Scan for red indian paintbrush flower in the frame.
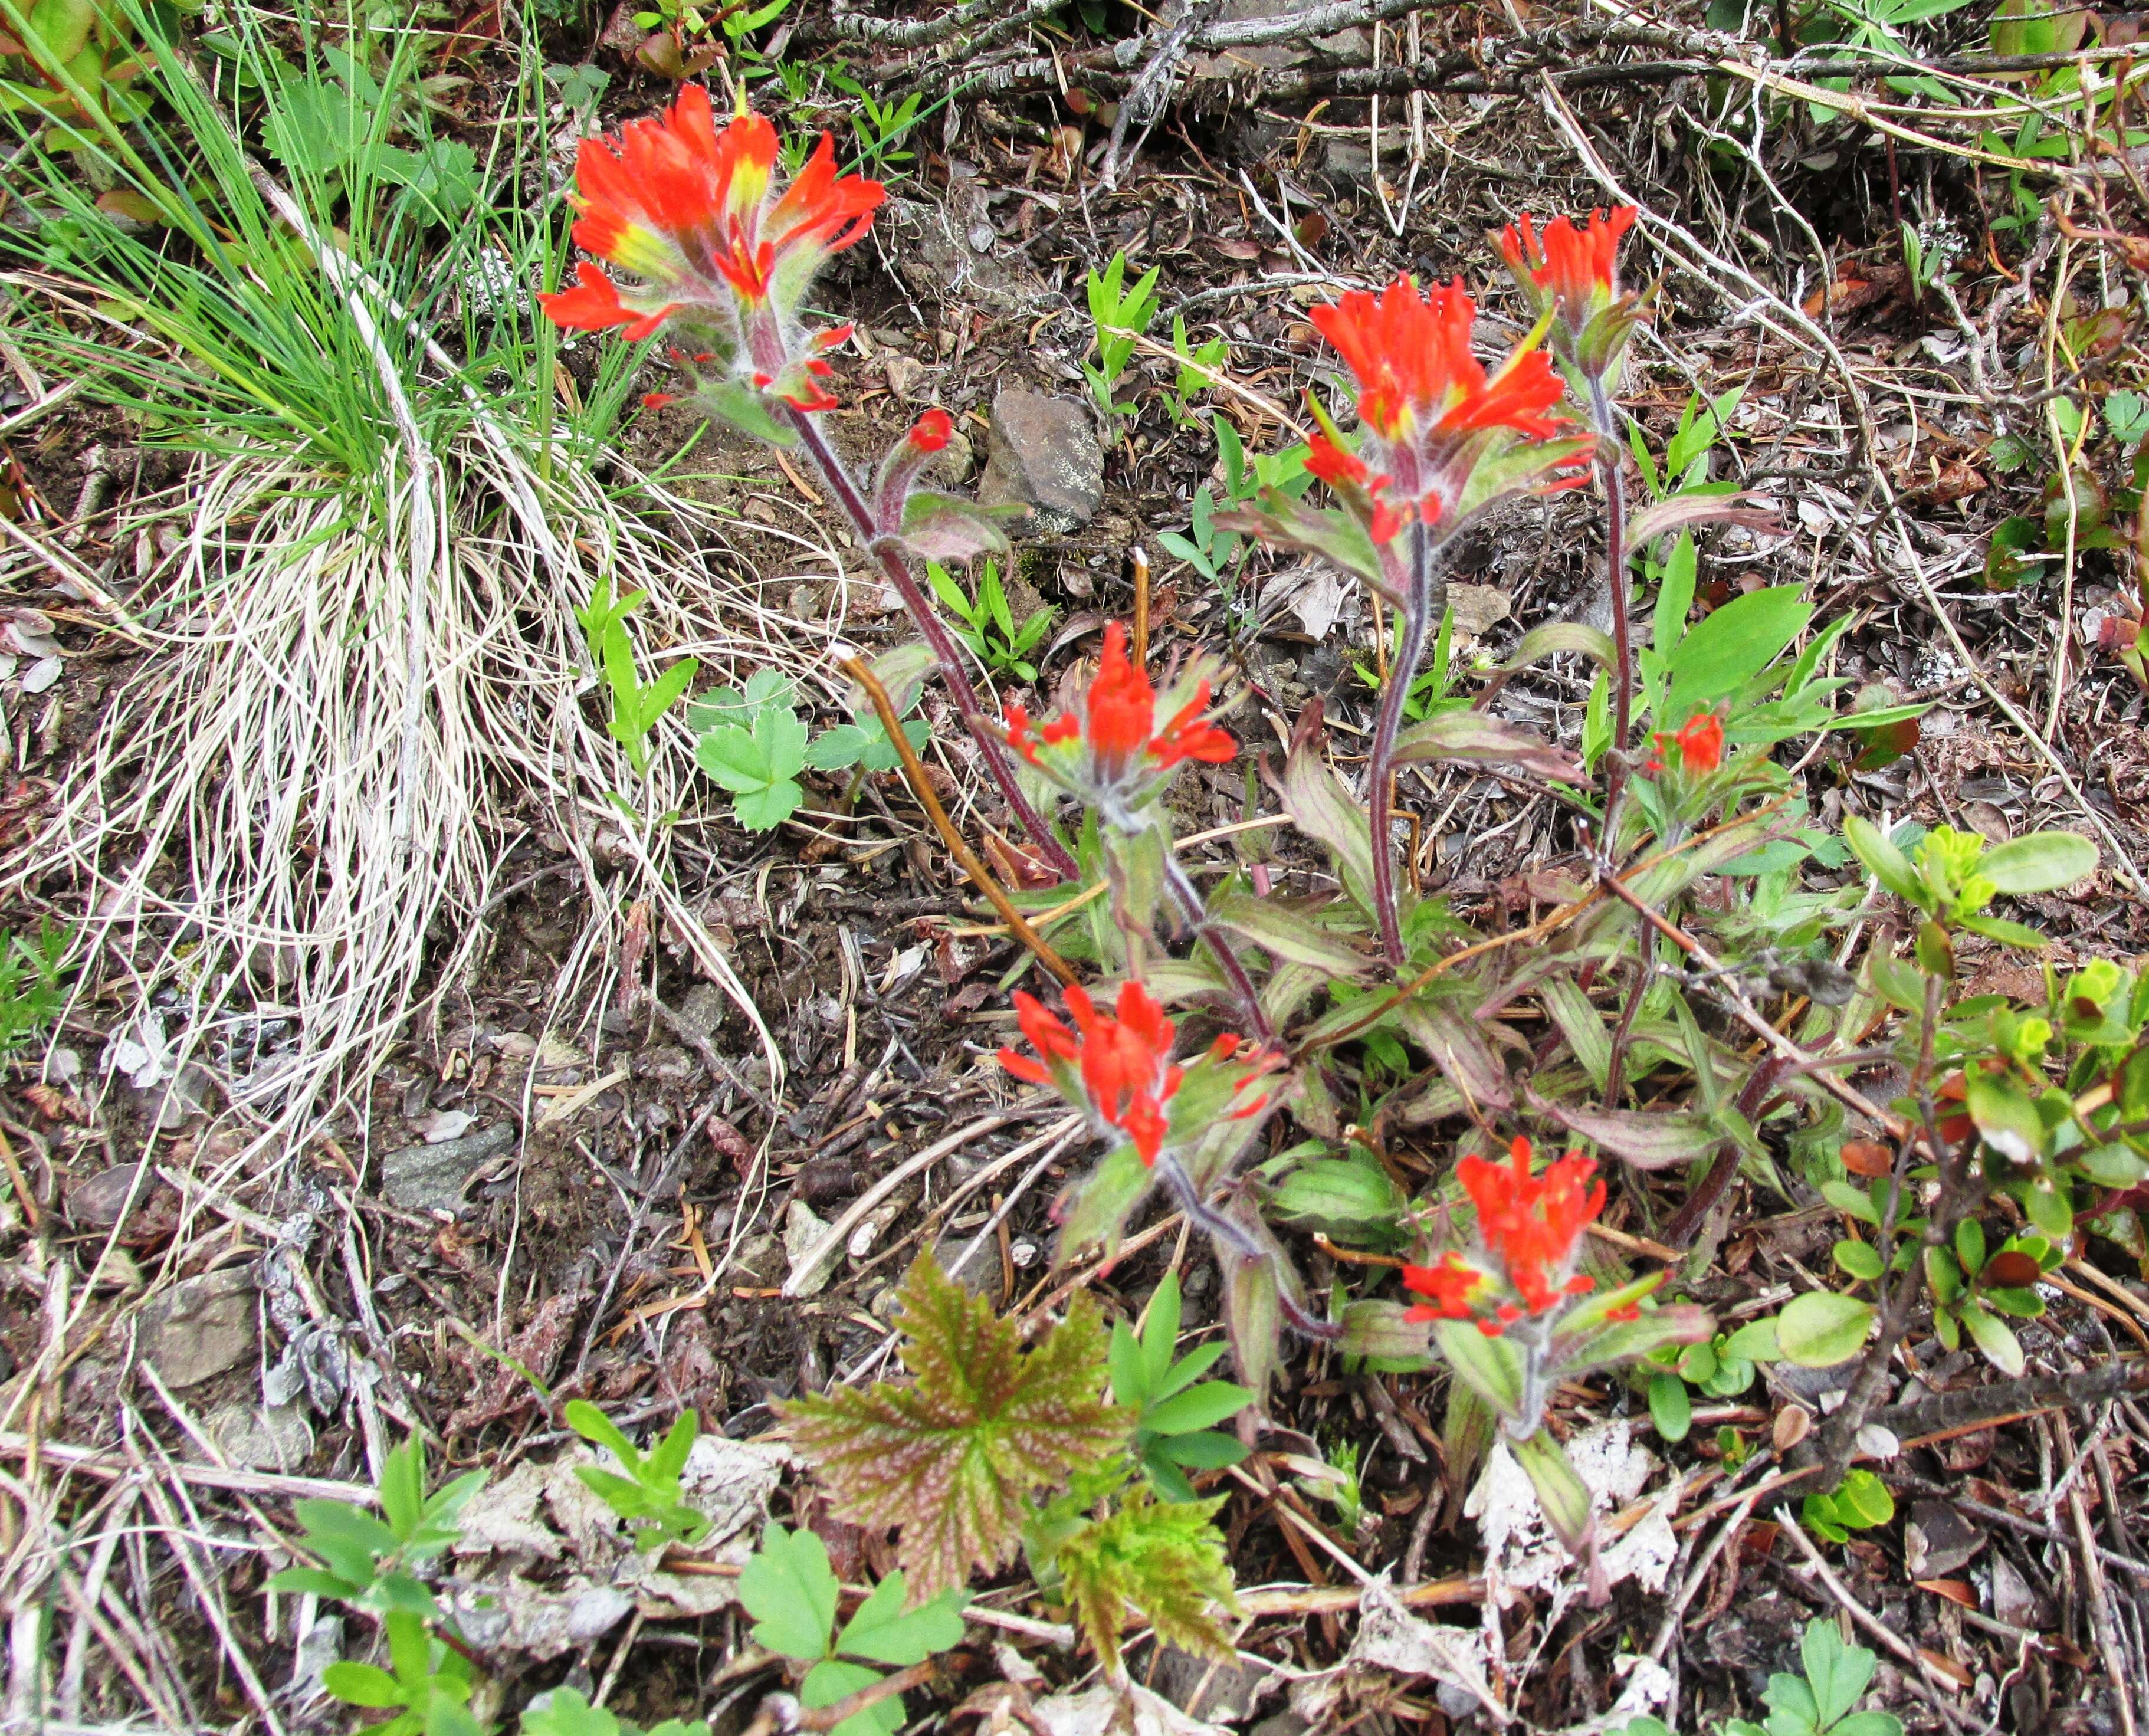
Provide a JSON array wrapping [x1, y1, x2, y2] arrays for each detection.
[[1495, 206, 1645, 386], [1403, 1136, 1608, 1335], [1643, 710, 1725, 779], [539, 88, 881, 422], [999, 980, 1272, 1166], [541, 87, 882, 340], [1004, 621, 1235, 828], [1300, 275, 1589, 546]]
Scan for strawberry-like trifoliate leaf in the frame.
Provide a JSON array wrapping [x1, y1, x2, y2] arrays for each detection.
[[1049, 1486, 1237, 1668], [782, 1253, 1128, 1599]]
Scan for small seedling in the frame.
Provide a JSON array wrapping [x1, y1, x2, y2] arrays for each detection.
[[0, 921, 71, 1054], [1108, 1271, 1252, 1502], [1083, 251, 1161, 427], [1165, 314, 1228, 426], [566, 1401, 711, 1549], [269, 1434, 484, 1616], [1354, 606, 1465, 724], [739, 1522, 967, 1736], [1643, 1327, 1758, 1443], [927, 558, 1053, 681], [322, 1609, 481, 1736], [524, 1689, 710, 1736], [1800, 1468, 1895, 1545], [691, 669, 810, 831], [1725, 1617, 1903, 1736], [577, 576, 700, 776]]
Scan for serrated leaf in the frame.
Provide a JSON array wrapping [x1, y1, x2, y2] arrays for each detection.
[[835, 1576, 966, 1666], [800, 1659, 895, 1736], [524, 1689, 632, 1736], [782, 1254, 1127, 1598], [739, 1522, 839, 1661], [1050, 1488, 1236, 1668], [1802, 1616, 1877, 1728]]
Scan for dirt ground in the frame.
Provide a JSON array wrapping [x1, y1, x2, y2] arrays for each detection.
[[5, 1, 2149, 1732]]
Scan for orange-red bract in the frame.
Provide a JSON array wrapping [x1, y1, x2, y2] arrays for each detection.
[[1308, 275, 1567, 448], [538, 87, 883, 343]]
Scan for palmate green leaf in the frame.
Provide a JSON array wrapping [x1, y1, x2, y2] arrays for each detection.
[[738, 1522, 839, 1661], [835, 1574, 966, 1665], [1051, 1488, 1236, 1668], [801, 1659, 895, 1736], [782, 1253, 1128, 1599]]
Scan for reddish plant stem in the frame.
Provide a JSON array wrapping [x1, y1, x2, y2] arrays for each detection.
[[1162, 854, 1275, 1044], [1589, 378, 1634, 824], [1662, 1055, 1787, 1249], [780, 405, 1079, 882], [1368, 523, 1436, 970]]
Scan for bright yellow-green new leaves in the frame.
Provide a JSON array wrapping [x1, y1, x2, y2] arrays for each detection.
[[782, 1255, 1128, 1599], [1050, 1488, 1238, 1668]]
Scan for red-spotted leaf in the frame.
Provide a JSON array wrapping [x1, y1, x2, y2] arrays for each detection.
[[782, 1254, 1127, 1599]]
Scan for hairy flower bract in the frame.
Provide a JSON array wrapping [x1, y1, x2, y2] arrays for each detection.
[[1404, 1137, 1607, 1335], [1301, 275, 1587, 543], [1005, 622, 1233, 828]]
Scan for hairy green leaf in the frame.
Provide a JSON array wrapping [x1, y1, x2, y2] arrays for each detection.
[[1050, 1488, 1236, 1667]]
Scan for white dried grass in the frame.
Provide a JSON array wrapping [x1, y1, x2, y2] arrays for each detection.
[[11, 276, 854, 1184]]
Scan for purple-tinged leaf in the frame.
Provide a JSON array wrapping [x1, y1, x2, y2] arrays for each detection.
[[1396, 1000, 1514, 1112], [1391, 711, 1583, 783], [782, 1255, 1127, 1599], [1626, 492, 1779, 550], [882, 491, 1020, 566], [1534, 1098, 1720, 1170], [1337, 1299, 1433, 1366]]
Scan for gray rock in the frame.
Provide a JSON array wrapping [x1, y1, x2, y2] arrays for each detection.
[[979, 390, 1104, 534], [382, 1120, 516, 1212], [671, 983, 730, 1040], [207, 1400, 314, 1471], [137, 1266, 257, 1389]]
